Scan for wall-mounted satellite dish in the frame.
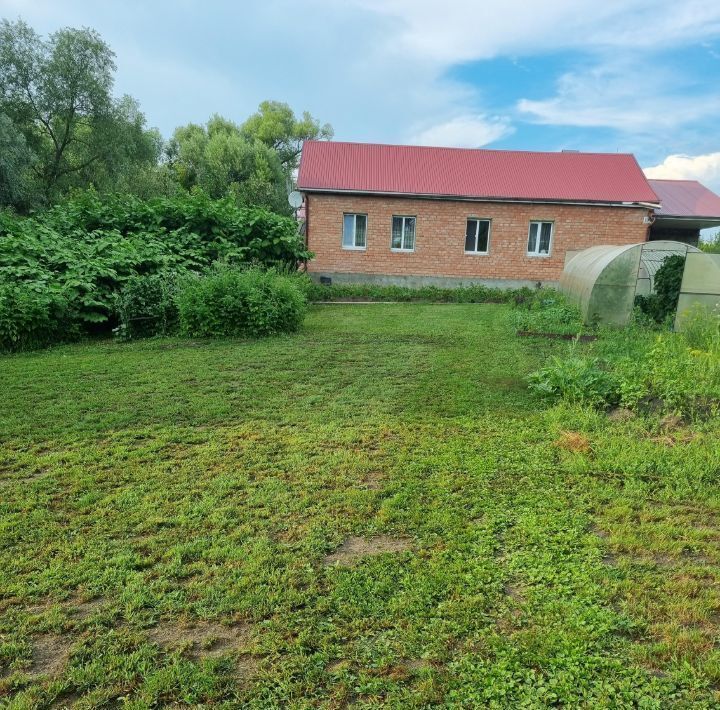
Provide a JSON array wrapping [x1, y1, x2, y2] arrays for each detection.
[[288, 190, 303, 209]]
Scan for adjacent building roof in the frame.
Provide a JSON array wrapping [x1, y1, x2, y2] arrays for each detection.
[[647, 179, 720, 219], [298, 140, 660, 205]]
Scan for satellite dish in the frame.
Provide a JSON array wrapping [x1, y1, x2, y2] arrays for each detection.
[[288, 190, 303, 208]]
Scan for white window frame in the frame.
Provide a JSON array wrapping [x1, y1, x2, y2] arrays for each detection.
[[464, 218, 491, 255], [391, 215, 416, 252], [527, 220, 554, 257], [342, 213, 367, 250]]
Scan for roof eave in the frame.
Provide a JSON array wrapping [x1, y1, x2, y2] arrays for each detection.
[[298, 186, 658, 209]]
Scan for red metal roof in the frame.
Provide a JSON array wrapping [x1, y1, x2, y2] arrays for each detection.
[[647, 179, 720, 218], [297, 141, 660, 205]]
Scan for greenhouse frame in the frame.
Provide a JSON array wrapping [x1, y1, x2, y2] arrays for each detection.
[[558, 240, 720, 327]]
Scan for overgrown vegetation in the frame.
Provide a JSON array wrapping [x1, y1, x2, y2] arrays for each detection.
[[1, 305, 719, 706], [526, 299, 720, 420], [301, 279, 530, 304], [0, 191, 310, 351], [634, 254, 686, 324], [511, 288, 588, 335], [176, 267, 307, 338]]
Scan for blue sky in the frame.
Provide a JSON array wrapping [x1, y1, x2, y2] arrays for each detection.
[[3, 0, 720, 189]]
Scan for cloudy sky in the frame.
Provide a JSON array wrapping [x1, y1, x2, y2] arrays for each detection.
[[3, 0, 720, 190]]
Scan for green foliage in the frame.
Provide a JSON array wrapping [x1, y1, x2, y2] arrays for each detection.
[[167, 115, 290, 214], [0, 191, 309, 347], [2, 305, 720, 706], [699, 231, 720, 253], [634, 254, 686, 323], [115, 273, 178, 340], [240, 100, 333, 173], [298, 278, 518, 304], [527, 355, 619, 407], [0, 113, 36, 208], [512, 289, 587, 335], [176, 267, 307, 338], [526, 308, 720, 418], [0, 281, 73, 352], [0, 19, 158, 207]]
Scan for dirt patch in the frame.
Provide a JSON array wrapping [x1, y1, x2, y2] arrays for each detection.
[[554, 431, 591, 454], [30, 634, 73, 677], [608, 407, 635, 422], [360, 470, 384, 490], [50, 691, 82, 709], [517, 330, 597, 342], [323, 536, 413, 566], [327, 659, 351, 674], [503, 583, 523, 601], [659, 413, 684, 432], [67, 595, 105, 620], [147, 620, 253, 662]]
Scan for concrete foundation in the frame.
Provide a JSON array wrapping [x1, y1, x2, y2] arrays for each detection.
[[310, 272, 558, 290]]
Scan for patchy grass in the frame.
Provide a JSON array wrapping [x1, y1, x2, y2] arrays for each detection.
[[1, 304, 719, 707]]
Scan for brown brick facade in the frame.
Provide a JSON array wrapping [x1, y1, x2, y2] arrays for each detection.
[[305, 193, 651, 286]]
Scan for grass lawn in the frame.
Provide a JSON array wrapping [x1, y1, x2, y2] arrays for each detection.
[[1, 304, 719, 708]]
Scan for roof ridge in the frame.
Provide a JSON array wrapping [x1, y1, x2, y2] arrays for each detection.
[[304, 139, 636, 157]]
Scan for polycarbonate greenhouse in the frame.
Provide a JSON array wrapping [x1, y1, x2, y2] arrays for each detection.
[[559, 240, 702, 326]]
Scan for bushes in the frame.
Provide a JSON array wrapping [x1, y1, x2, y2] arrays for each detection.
[[526, 313, 720, 419], [511, 289, 587, 335], [115, 273, 178, 339], [0, 283, 74, 352], [634, 254, 685, 323], [0, 190, 310, 349], [299, 279, 516, 304], [527, 356, 619, 408], [176, 268, 306, 338]]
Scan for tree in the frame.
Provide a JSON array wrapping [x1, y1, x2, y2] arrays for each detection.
[[700, 230, 720, 253], [0, 19, 158, 204], [167, 115, 290, 213], [241, 100, 333, 175], [0, 113, 35, 208]]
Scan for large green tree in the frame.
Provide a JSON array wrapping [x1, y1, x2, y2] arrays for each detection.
[[241, 100, 333, 174], [0, 18, 158, 206], [167, 115, 291, 213], [0, 112, 35, 207]]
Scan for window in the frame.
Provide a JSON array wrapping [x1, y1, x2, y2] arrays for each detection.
[[391, 216, 416, 251], [465, 218, 491, 254], [527, 221, 553, 256], [342, 213, 367, 249]]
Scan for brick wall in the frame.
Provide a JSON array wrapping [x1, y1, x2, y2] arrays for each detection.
[[306, 193, 651, 285]]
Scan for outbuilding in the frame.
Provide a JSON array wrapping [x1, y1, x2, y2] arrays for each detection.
[[296, 141, 720, 288]]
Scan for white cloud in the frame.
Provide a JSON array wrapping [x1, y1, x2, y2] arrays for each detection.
[[412, 114, 513, 148], [350, 0, 720, 63], [4, 0, 720, 150], [644, 153, 720, 193], [517, 61, 720, 133]]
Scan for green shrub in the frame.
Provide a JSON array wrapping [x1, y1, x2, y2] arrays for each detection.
[[0, 190, 310, 350], [297, 279, 523, 304], [634, 254, 685, 324], [0, 282, 73, 352], [176, 267, 307, 338], [115, 273, 179, 340], [526, 355, 619, 408], [512, 290, 587, 335]]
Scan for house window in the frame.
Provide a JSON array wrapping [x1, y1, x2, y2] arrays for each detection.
[[342, 213, 367, 249], [527, 221, 553, 256], [465, 218, 491, 254], [391, 216, 416, 251]]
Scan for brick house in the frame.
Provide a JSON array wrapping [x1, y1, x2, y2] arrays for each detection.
[[296, 141, 720, 288]]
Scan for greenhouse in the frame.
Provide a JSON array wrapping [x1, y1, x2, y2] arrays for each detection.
[[559, 240, 711, 327]]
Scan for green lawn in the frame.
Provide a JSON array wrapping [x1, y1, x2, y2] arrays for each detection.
[[1, 304, 719, 708]]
